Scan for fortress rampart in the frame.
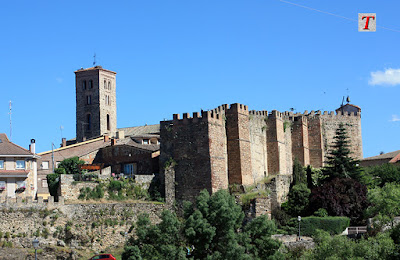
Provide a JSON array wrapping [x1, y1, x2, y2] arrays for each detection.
[[160, 103, 362, 204]]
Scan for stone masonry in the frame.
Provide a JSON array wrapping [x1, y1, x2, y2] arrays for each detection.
[[75, 66, 117, 142], [160, 103, 362, 204]]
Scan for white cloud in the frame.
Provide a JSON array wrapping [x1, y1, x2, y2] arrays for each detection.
[[369, 68, 400, 86], [391, 115, 400, 122]]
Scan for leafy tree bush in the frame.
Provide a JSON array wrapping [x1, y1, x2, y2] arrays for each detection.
[[313, 208, 328, 217], [122, 211, 186, 260], [321, 123, 362, 182], [292, 158, 306, 186], [309, 178, 369, 224], [283, 183, 311, 217], [302, 230, 397, 260], [367, 182, 400, 225], [46, 173, 59, 197], [56, 156, 85, 175], [362, 163, 400, 188], [123, 190, 283, 260]]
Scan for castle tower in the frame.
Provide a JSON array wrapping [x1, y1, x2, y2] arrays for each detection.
[[75, 66, 117, 142]]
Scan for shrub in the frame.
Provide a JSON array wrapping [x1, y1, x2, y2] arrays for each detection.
[[294, 216, 350, 237]]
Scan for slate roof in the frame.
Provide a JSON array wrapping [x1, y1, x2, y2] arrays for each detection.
[[118, 124, 160, 137], [38, 137, 110, 158], [362, 150, 400, 161], [0, 133, 34, 157], [116, 137, 159, 152]]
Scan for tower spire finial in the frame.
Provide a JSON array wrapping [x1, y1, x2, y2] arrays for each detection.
[[93, 53, 96, 66]]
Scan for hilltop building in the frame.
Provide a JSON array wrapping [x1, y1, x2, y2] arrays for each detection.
[[160, 103, 362, 203], [0, 134, 39, 199], [35, 65, 363, 206]]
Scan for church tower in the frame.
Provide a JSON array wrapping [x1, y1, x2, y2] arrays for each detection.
[[75, 66, 117, 142]]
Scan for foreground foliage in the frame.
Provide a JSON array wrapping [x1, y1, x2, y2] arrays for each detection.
[[299, 229, 398, 260], [122, 190, 283, 260]]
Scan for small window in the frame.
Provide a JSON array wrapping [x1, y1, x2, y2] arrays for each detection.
[[42, 161, 49, 169], [107, 114, 110, 131], [82, 80, 87, 90], [16, 160, 25, 169], [86, 95, 92, 105], [108, 81, 111, 90], [89, 80, 93, 89], [0, 160, 3, 169], [0, 181, 5, 189], [87, 114, 92, 131], [143, 139, 149, 145], [104, 80, 107, 89], [42, 179, 48, 188], [55, 161, 61, 168]]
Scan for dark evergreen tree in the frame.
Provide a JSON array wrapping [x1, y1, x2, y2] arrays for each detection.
[[322, 123, 362, 182], [292, 158, 306, 186]]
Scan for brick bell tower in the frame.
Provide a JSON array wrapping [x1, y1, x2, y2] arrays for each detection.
[[75, 66, 117, 142]]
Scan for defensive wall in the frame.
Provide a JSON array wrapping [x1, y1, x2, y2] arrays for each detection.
[[160, 103, 362, 206]]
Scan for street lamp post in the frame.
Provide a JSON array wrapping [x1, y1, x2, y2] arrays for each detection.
[[298, 216, 302, 241], [32, 238, 39, 260]]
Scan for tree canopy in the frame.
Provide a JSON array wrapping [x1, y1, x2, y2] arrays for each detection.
[[122, 189, 283, 260], [322, 123, 362, 182]]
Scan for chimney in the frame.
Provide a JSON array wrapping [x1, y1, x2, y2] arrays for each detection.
[[104, 135, 110, 142], [29, 139, 36, 154], [116, 130, 125, 140], [61, 138, 67, 147]]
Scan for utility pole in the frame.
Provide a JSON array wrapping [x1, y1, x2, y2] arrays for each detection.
[[9, 101, 12, 140], [52, 143, 55, 172]]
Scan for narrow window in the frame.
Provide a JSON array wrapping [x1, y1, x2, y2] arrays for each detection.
[[42, 161, 49, 169], [108, 81, 111, 90], [82, 80, 87, 90], [16, 160, 25, 169], [107, 114, 110, 131], [86, 95, 91, 105], [89, 80, 93, 89], [42, 179, 48, 188], [87, 114, 91, 131], [104, 80, 107, 89], [0, 160, 3, 169]]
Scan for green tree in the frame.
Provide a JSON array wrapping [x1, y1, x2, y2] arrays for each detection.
[[122, 211, 186, 260], [301, 230, 396, 260], [322, 123, 362, 182], [362, 163, 400, 188], [292, 158, 306, 186], [283, 183, 311, 217], [367, 183, 400, 226], [56, 156, 85, 175], [123, 190, 283, 260]]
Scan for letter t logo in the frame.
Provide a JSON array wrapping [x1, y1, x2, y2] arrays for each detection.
[[358, 13, 376, 32]]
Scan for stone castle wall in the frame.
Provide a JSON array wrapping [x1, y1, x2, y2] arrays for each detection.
[[161, 103, 362, 206]]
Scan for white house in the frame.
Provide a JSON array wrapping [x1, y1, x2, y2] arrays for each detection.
[[0, 133, 39, 199]]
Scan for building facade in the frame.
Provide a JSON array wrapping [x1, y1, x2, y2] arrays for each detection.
[[160, 103, 362, 202], [75, 66, 117, 142], [0, 134, 38, 199]]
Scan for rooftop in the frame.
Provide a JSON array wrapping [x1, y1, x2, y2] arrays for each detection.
[[0, 133, 35, 157]]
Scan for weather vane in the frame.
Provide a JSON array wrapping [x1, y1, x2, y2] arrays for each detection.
[[93, 53, 96, 66]]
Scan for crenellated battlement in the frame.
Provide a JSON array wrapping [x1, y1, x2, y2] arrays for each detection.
[[171, 110, 224, 125], [227, 103, 249, 114], [249, 110, 268, 117]]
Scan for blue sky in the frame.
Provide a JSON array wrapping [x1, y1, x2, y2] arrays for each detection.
[[0, 0, 399, 157]]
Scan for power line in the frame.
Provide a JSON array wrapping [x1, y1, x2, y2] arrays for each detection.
[[279, 0, 400, 33]]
